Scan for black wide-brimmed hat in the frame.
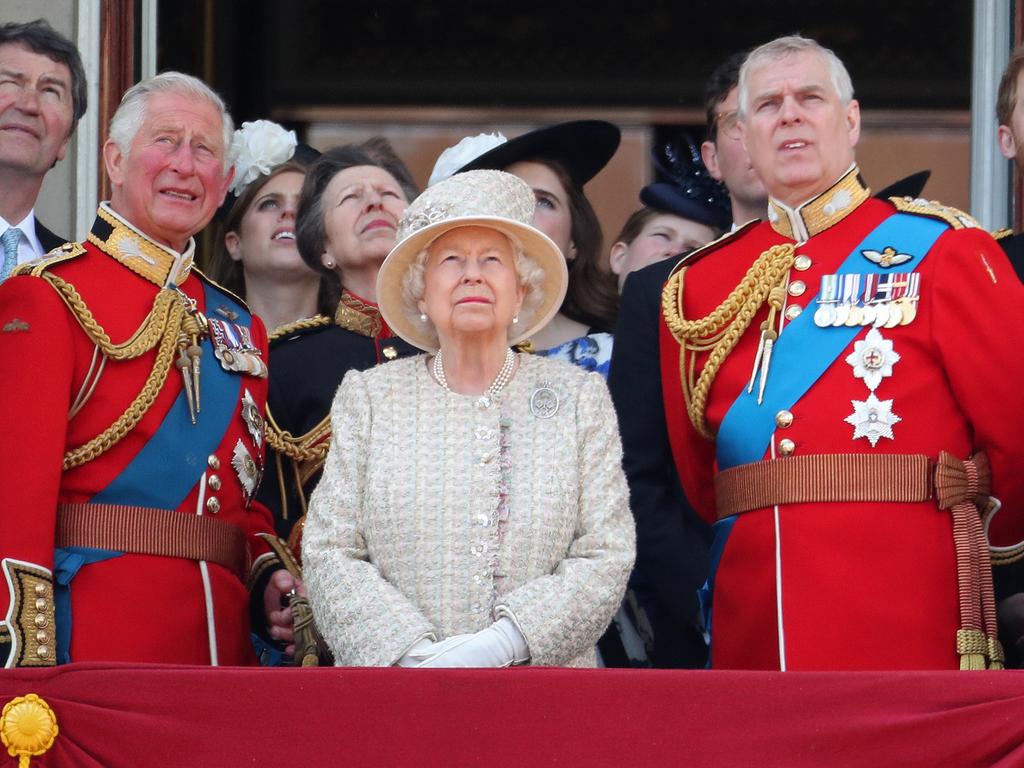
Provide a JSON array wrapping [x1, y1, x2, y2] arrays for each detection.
[[452, 120, 621, 189], [639, 135, 732, 231]]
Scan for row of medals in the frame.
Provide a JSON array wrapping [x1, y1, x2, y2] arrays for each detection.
[[813, 272, 920, 328]]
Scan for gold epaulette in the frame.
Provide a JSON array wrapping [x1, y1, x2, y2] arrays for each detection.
[[665, 220, 760, 280], [991, 227, 1014, 242], [11, 241, 86, 277], [889, 196, 980, 230]]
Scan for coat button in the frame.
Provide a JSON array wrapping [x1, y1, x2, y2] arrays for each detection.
[[207, 474, 222, 491], [794, 255, 812, 271], [206, 497, 221, 514], [208, 455, 221, 470], [775, 410, 794, 428], [788, 280, 806, 297], [784, 305, 802, 321], [778, 438, 796, 456]]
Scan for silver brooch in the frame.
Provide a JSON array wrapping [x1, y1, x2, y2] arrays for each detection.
[[530, 382, 559, 419], [241, 388, 265, 448], [231, 439, 261, 503]]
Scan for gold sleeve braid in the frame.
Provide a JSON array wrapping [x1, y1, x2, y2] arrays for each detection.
[[268, 315, 332, 342], [37, 272, 192, 470], [661, 243, 795, 439]]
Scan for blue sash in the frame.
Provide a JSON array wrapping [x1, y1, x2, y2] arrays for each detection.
[[55, 281, 252, 662], [715, 213, 946, 470]]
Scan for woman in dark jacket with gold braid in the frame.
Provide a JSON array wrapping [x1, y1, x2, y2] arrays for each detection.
[[257, 140, 420, 553]]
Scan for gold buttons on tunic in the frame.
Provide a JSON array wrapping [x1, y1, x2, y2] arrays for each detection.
[[206, 497, 221, 514], [34, 583, 47, 595], [777, 438, 796, 456], [208, 455, 221, 470], [35, 598, 46, 612], [775, 410, 794, 428], [784, 305, 802, 321], [794, 255, 812, 271], [36, 630, 48, 644], [207, 475, 222, 491], [788, 280, 806, 297], [34, 613, 47, 628], [36, 645, 49, 659]]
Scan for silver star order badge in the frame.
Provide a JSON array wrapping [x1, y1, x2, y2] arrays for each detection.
[[844, 393, 901, 447], [845, 328, 900, 391]]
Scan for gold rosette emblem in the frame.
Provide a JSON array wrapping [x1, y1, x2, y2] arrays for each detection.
[[1, 694, 59, 767]]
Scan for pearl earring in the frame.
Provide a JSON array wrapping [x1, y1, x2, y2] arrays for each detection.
[[419, 313, 428, 322], [324, 259, 336, 269], [512, 315, 519, 324]]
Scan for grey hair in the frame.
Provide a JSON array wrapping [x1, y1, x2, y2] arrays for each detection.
[[400, 230, 546, 348], [737, 35, 854, 119], [108, 71, 234, 172]]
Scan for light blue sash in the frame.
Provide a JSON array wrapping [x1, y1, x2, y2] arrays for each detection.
[[715, 213, 946, 470]]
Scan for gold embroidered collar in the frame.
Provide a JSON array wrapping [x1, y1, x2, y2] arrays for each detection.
[[767, 166, 871, 241], [87, 203, 195, 287], [335, 290, 385, 338]]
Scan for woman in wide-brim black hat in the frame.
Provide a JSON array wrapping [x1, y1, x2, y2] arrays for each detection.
[[429, 120, 621, 376]]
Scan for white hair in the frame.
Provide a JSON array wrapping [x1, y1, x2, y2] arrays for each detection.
[[108, 71, 234, 172], [737, 35, 854, 119], [400, 229, 546, 347]]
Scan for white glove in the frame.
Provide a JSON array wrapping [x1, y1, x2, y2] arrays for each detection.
[[414, 618, 530, 668], [395, 635, 475, 667]]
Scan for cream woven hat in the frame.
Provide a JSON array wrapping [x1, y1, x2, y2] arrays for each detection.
[[376, 169, 568, 352]]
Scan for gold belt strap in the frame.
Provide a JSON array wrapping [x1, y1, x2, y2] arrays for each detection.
[[56, 503, 249, 581], [714, 453, 933, 519]]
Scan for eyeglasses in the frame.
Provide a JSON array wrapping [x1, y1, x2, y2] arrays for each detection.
[[714, 110, 742, 141]]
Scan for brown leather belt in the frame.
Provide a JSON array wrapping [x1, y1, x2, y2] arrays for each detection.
[[56, 503, 249, 582], [713, 451, 1002, 669]]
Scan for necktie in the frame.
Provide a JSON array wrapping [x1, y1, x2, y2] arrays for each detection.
[[1, 227, 22, 281]]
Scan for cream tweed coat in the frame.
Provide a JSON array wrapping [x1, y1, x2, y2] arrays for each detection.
[[303, 353, 635, 667]]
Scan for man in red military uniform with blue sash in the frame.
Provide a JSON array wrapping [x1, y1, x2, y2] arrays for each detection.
[[660, 35, 1024, 670], [0, 72, 296, 667]]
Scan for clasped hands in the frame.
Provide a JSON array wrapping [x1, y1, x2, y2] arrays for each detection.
[[398, 617, 530, 668]]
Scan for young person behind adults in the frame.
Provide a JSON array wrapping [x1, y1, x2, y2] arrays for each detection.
[[995, 44, 1024, 282], [0, 72, 297, 667], [430, 121, 622, 375], [608, 51, 768, 669], [256, 141, 420, 552], [609, 136, 732, 291], [0, 19, 86, 276], [303, 170, 634, 667], [207, 119, 323, 335], [661, 35, 1024, 670]]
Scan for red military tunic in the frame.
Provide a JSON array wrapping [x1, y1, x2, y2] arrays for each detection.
[[659, 168, 1024, 670], [0, 204, 275, 667]]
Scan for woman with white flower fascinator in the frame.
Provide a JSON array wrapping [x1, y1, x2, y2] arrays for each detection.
[[208, 119, 323, 335]]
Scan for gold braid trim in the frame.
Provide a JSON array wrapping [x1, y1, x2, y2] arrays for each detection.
[[264, 408, 331, 464], [268, 315, 331, 342], [35, 272, 197, 470], [43, 272, 180, 359], [62, 299, 185, 470], [662, 243, 795, 439]]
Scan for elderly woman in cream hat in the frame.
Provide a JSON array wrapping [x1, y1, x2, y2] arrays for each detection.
[[302, 170, 634, 667]]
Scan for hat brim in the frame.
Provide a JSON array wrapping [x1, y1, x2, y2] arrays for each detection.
[[377, 216, 568, 352], [640, 183, 731, 230], [456, 120, 620, 189]]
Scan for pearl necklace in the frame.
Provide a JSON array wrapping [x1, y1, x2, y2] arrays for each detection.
[[433, 347, 516, 398]]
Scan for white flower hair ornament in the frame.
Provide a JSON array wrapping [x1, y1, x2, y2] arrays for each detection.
[[427, 132, 507, 187], [229, 120, 298, 196]]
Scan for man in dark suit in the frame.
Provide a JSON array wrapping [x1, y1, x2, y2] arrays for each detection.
[[609, 51, 768, 668], [996, 44, 1024, 282], [0, 19, 87, 272]]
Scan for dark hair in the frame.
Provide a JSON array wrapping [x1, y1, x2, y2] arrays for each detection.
[[613, 207, 661, 247], [206, 160, 334, 311], [704, 50, 748, 142], [998, 45, 1024, 127], [0, 19, 87, 134], [295, 138, 418, 311], [535, 159, 619, 332]]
